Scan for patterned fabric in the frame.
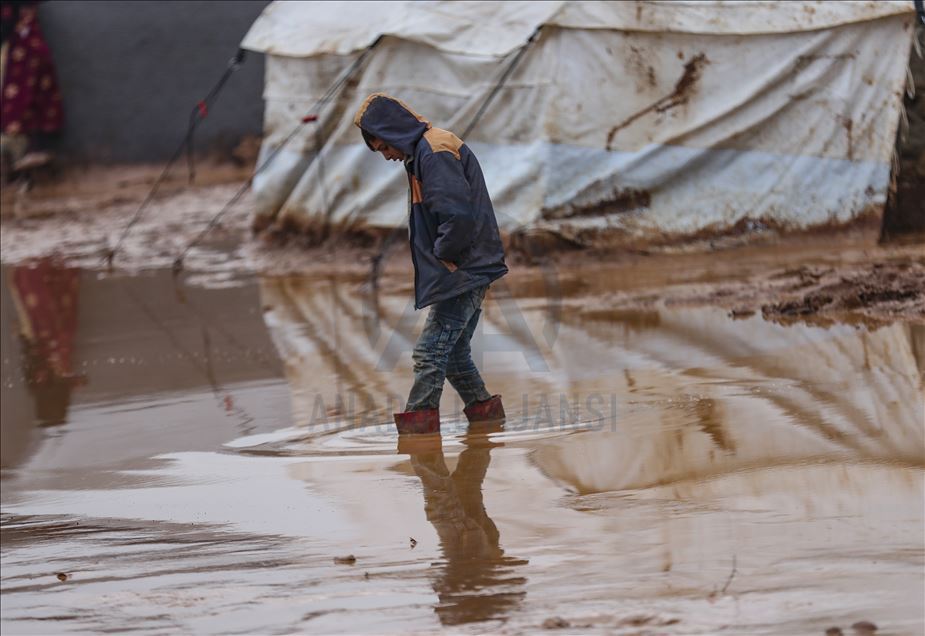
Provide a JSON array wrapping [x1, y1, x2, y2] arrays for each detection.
[[1, 3, 63, 136], [10, 258, 80, 384]]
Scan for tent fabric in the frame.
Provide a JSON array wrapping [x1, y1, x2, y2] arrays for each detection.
[[245, 1, 916, 244], [241, 1, 560, 58], [547, 0, 915, 36], [242, 1, 915, 58]]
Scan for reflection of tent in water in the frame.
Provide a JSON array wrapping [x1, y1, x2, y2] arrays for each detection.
[[261, 275, 923, 612], [241, 1, 916, 246], [532, 309, 924, 488], [260, 271, 924, 465], [259, 273, 569, 426]]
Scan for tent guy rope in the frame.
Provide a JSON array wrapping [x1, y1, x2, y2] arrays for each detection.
[[104, 49, 246, 268], [171, 36, 384, 275]]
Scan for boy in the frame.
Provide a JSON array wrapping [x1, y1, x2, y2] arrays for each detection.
[[354, 93, 507, 434]]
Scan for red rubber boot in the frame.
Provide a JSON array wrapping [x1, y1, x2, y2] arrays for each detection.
[[463, 395, 505, 423], [393, 408, 441, 435]]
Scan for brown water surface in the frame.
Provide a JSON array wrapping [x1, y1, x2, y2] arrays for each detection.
[[1, 262, 923, 634]]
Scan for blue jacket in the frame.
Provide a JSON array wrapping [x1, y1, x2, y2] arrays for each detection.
[[354, 93, 508, 309]]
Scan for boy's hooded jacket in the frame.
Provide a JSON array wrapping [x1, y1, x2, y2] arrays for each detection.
[[354, 93, 508, 309]]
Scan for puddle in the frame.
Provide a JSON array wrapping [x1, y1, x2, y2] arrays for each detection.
[[1, 260, 923, 634]]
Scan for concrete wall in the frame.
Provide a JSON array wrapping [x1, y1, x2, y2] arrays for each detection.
[[37, 1, 269, 163]]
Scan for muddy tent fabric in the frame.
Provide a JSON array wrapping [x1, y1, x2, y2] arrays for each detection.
[[242, 1, 916, 244]]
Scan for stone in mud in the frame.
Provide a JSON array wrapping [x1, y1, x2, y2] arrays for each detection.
[[851, 621, 877, 634], [542, 616, 570, 629], [55, 572, 69, 581], [619, 614, 680, 627], [764, 294, 834, 317], [825, 628, 844, 636], [333, 555, 357, 565]]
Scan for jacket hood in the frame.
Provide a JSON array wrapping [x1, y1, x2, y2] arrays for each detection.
[[354, 93, 431, 158]]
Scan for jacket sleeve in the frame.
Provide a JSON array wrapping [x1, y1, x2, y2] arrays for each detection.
[[420, 150, 475, 262]]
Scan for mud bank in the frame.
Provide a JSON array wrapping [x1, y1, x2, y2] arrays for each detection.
[[559, 249, 925, 329]]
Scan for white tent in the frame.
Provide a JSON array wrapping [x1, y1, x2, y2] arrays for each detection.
[[241, 1, 916, 246]]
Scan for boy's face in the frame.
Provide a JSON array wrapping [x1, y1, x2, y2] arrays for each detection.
[[370, 137, 405, 162]]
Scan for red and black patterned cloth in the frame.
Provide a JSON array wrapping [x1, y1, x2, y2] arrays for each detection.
[[10, 258, 81, 384], [1, 2, 63, 136]]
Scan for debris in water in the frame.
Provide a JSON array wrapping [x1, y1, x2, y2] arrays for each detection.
[[620, 615, 654, 627], [765, 294, 834, 317], [729, 307, 755, 319], [542, 617, 570, 629], [707, 556, 738, 601], [720, 555, 737, 594], [851, 621, 878, 635], [55, 572, 69, 582], [409, 537, 417, 549], [333, 555, 357, 565], [825, 628, 844, 636]]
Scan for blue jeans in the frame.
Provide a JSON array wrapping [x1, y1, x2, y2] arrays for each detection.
[[406, 285, 493, 411]]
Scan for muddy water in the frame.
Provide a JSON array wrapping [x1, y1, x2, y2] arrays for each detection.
[[1, 262, 923, 635]]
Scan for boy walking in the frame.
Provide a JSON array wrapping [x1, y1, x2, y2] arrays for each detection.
[[354, 93, 507, 434]]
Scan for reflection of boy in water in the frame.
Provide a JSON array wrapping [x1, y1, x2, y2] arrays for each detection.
[[399, 428, 526, 626], [8, 259, 83, 425]]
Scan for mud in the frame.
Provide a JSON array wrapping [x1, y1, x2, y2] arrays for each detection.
[[2, 165, 921, 327], [593, 254, 925, 329], [522, 229, 924, 328], [760, 263, 923, 325], [0, 167, 923, 634], [606, 52, 708, 149], [793, 53, 857, 75], [541, 186, 651, 221]]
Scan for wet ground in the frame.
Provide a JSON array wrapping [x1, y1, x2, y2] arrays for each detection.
[[2, 162, 924, 327], [2, 258, 923, 635]]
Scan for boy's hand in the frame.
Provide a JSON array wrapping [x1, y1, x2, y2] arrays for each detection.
[[439, 259, 458, 272]]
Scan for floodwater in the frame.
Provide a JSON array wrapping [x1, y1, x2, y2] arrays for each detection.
[[1, 260, 923, 635]]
